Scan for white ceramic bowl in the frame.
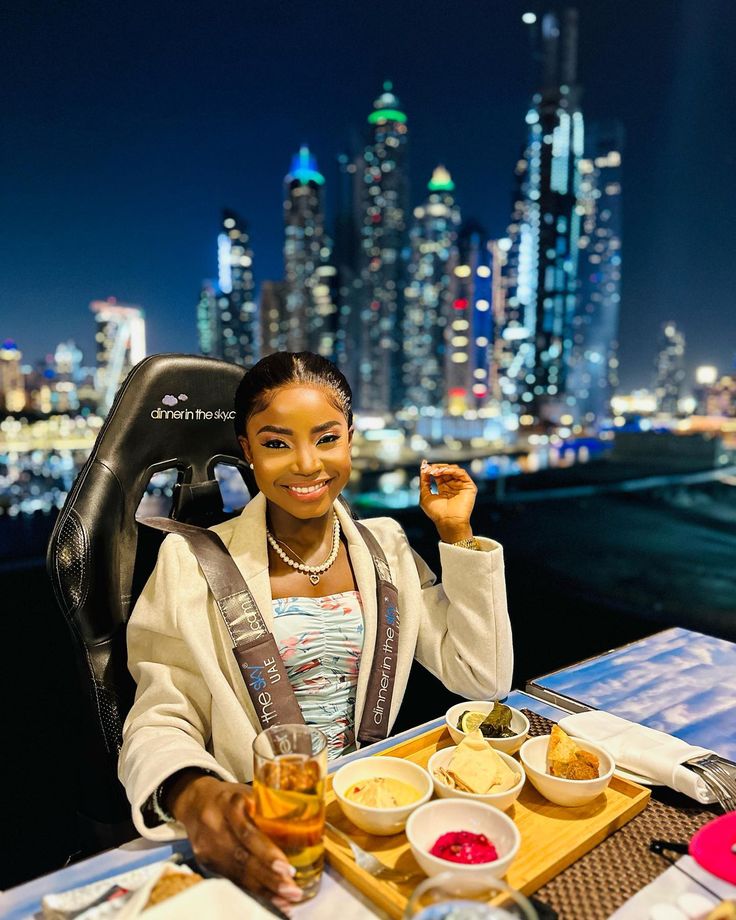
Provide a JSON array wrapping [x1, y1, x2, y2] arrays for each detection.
[[519, 734, 615, 807], [427, 745, 525, 812], [446, 701, 530, 754], [405, 799, 521, 889], [332, 756, 433, 836]]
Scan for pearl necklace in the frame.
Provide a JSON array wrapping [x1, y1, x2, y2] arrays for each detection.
[[266, 516, 341, 585]]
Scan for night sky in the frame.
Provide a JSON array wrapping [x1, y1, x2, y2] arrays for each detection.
[[3, 0, 735, 391]]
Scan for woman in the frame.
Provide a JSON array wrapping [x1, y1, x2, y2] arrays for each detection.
[[119, 351, 512, 909]]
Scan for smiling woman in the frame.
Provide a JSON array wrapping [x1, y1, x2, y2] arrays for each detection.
[[118, 351, 513, 909]]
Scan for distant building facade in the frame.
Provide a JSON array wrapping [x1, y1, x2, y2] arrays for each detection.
[[216, 210, 258, 366], [444, 221, 494, 415], [568, 123, 624, 426], [0, 340, 25, 412], [196, 283, 219, 359], [353, 82, 410, 413], [705, 375, 736, 418], [281, 146, 337, 357], [259, 280, 289, 354], [402, 166, 460, 412], [654, 321, 686, 415], [503, 9, 585, 423], [90, 299, 146, 414]]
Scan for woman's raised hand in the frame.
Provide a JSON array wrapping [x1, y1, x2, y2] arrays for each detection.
[[168, 771, 303, 912], [418, 460, 478, 544]]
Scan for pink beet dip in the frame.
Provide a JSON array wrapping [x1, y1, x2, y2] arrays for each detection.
[[429, 830, 499, 864]]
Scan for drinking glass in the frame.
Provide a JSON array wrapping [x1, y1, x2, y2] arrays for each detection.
[[404, 872, 539, 920], [252, 724, 328, 900]]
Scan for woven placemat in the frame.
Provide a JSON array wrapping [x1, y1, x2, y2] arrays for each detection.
[[523, 709, 718, 919]]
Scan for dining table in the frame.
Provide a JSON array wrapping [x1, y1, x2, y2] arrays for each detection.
[[2, 628, 734, 920]]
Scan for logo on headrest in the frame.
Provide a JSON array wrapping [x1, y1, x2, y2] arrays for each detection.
[[161, 393, 189, 407], [150, 393, 235, 422]]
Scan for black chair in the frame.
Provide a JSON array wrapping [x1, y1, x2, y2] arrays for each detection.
[[46, 353, 253, 852]]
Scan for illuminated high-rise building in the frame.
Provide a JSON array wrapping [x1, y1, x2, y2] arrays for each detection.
[[90, 299, 146, 413], [196, 282, 219, 358], [402, 166, 460, 411], [568, 123, 624, 426], [505, 9, 585, 422], [259, 280, 289, 355], [50, 340, 84, 412], [334, 151, 362, 391], [282, 145, 338, 357], [488, 237, 517, 411], [217, 209, 257, 366], [495, 161, 537, 419], [705, 375, 736, 418], [354, 82, 409, 413], [654, 321, 686, 415], [0, 340, 26, 412], [445, 221, 494, 415]]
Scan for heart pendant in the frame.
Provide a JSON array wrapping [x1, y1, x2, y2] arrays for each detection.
[[309, 573, 320, 585]]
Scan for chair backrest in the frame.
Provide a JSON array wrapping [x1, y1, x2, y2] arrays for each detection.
[[47, 353, 252, 828]]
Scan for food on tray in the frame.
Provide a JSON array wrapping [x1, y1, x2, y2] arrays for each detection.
[[457, 701, 515, 738], [435, 730, 517, 794], [546, 725, 600, 780], [429, 830, 499, 864], [706, 901, 736, 920], [344, 776, 423, 808], [145, 868, 203, 908]]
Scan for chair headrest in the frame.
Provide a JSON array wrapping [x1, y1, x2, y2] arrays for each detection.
[[94, 353, 247, 487]]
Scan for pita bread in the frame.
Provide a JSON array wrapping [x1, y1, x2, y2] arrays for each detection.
[[439, 731, 517, 794]]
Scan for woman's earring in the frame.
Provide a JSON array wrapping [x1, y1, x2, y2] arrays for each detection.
[[249, 462, 254, 470]]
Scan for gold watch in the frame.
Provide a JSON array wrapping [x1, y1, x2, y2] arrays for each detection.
[[451, 536, 482, 551]]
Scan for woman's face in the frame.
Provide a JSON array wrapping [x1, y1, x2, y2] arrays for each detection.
[[240, 384, 353, 520]]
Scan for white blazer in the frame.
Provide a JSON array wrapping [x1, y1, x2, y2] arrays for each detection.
[[119, 493, 513, 840]]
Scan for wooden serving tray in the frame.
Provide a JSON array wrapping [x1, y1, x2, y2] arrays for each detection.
[[324, 725, 651, 919]]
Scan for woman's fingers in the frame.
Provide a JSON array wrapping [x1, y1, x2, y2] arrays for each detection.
[[226, 800, 301, 899], [421, 461, 471, 479], [232, 844, 303, 900]]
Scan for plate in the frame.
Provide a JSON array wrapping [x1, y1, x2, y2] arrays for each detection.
[[614, 764, 663, 786]]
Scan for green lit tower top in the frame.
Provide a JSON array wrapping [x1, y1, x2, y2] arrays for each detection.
[[353, 81, 410, 413], [367, 81, 407, 127]]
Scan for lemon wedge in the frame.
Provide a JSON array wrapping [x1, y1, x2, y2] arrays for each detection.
[[460, 711, 487, 734]]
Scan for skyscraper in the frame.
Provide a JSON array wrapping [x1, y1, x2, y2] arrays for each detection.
[[654, 321, 686, 415], [504, 9, 585, 422], [444, 221, 494, 416], [281, 145, 337, 357], [494, 159, 537, 419], [402, 166, 460, 411], [0, 340, 25, 412], [259, 280, 289, 355], [90, 299, 146, 414], [568, 123, 624, 426], [51, 340, 85, 412], [217, 210, 257, 366], [334, 151, 362, 392], [196, 282, 219, 358], [354, 82, 409, 413]]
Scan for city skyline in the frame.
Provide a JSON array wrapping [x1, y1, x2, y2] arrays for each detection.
[[3, 0, 735, 391]]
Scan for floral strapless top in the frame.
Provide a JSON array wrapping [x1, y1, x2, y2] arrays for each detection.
[[271, 590, 364, 759]]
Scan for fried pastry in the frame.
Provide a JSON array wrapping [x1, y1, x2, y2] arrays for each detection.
[[546, 724, 599, 780], [145, 868, 203, 908]]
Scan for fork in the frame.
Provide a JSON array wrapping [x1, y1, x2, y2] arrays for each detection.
[[325, 821, 421, 883], [685, 754, 736, 812]]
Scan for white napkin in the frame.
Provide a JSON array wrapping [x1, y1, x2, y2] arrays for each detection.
[[558, 710, 717, 804]]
